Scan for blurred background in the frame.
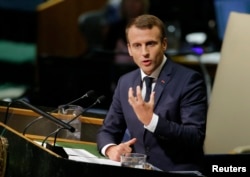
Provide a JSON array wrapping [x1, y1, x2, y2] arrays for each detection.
[[0, 0, 249, 110]]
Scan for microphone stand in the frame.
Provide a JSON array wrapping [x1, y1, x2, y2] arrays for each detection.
[[18, 99, 75, 132], [22, 90, 95, 135], [42, 127, 69, 159], [42, 95, 106, 158]]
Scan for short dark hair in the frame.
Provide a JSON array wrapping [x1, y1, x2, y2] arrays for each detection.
[[125, 14, 166, 41]]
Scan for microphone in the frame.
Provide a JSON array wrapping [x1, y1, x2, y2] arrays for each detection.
[[22, 90, 95, 135], [42, 95, 106, 158], [55, 90, 95, 111], [68, 95, 105, 125], [17, 99, 75, 132]]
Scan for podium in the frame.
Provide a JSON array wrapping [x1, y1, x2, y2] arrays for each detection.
[[0, 123, 197, 177], [3, 102, 250, 176], [0, 99, 204, 177]]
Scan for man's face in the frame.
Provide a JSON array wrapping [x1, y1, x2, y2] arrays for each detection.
[[127, 25, 167, 75]]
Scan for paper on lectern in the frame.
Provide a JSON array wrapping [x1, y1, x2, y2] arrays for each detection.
[[64, 147, 120, 166]]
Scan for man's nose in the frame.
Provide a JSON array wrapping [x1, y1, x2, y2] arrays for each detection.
[[141, 45, 149, 55]]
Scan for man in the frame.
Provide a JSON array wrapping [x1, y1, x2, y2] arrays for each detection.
[[97, 14, 207, 172]]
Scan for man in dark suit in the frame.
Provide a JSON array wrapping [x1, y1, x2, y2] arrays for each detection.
[[96, 14, 207, 172]]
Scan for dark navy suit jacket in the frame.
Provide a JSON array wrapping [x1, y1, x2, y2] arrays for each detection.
[[97, 58, 208, 172]]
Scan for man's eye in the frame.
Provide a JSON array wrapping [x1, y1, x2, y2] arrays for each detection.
[[147, 42, 155, 46], [133, 44, 140, 48]]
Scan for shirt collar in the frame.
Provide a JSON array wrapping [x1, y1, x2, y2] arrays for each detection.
[[140, 55, 167, 81]]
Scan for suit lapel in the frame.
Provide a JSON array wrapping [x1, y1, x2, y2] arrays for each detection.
[[153, 59, 173, 107], [132, 70, 142, 93]]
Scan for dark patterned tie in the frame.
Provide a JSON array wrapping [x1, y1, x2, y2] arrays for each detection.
[[144, 76, 153, 102]]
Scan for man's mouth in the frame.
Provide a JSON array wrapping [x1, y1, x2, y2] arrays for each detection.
[[142, 60, 151, 66]]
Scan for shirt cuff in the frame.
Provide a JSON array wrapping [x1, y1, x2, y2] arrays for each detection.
[[101, 143, 116, 157], [144, 113, 158, 132]]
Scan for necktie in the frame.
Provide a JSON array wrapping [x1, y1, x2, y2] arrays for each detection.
[[144, 76, 153, 102]]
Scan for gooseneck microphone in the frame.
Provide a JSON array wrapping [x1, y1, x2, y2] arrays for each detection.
[[22, 90, 95, 135], [68, 95, 105, 125], [56, 90, 95, 110], [18, 99, 75, 132], [42, 95, 106, 158]]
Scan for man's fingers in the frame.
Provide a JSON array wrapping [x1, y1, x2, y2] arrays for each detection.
[[135, 86, 143, 101], [149, 91, 155, 104], [124, 138, 136, 146], [128, 86, 144, 105], [128, 87, 133, 98]]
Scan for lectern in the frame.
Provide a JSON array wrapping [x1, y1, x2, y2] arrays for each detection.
[[0, 122, 197, 177]]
